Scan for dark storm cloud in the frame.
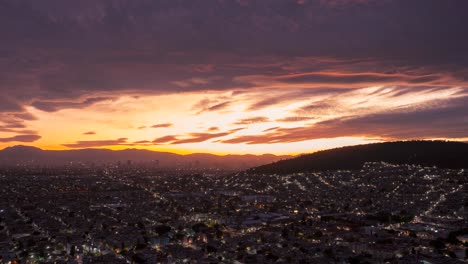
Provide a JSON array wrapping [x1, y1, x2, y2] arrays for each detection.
[[1, 0, 467, 103]]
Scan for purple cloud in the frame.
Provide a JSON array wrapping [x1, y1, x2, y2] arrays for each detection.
[[233, 116, 270, 125], [0, 134, 41, 143], [151, 123, 173, 129], [62, 138, 128, 148]]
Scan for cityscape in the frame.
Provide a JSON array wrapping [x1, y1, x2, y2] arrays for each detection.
[[0, 142, 467, 263], [1, 0, 468, 263]]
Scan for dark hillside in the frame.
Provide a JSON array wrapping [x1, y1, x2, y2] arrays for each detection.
[[248, 141, 468, 174]]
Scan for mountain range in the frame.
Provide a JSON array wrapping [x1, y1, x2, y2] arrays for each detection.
[[0, 145, 290, 170], [2, 141, 467, 171]]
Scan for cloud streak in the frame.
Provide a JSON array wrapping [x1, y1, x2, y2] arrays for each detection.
[[233, 116, 270, 125], [151, 129, 244, 145], [32, 97, 114, 112], [151, 123, 173, 128], [221, 96, 468, 144], [62, 138, 128, 148], [0, 134, 41, 143]]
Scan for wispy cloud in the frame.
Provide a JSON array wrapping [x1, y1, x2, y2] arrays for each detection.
[[170, 132, 232, 144], [276, 116, 314, 122], [192, 99, 232, 114], [151, 128, 244, 145], [152, 135, 179, 144], [62, 138, 128, 148], [233, 116, 270, 125], [32, 97, 113, 112], [151, 123, 173, 128], [0, 134, 41, 143], [221, 96, 468, 144]]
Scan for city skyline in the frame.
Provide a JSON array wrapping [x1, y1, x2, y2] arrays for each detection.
[[1, 0, 467, 154]]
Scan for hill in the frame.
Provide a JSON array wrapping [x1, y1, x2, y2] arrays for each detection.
[[248, 141, 468, 174], [0, 146, 290, 170]]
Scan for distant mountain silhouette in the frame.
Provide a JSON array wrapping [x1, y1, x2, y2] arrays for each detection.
[[248, 141, 468, 174], [0, 146, 290, 170]]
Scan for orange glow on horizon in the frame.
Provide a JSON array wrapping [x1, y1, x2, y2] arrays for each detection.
[[0, 86, 465, 155]]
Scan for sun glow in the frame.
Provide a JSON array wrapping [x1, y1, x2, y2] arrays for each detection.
[[4, 84, 459, 155]]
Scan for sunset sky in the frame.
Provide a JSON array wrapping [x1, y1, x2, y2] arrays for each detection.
[[1, 0, 467, 155]]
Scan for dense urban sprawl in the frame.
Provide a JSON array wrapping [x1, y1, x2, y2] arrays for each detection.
[[0, 162, 467, 263]]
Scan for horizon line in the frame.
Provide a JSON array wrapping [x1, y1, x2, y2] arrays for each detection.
[[2, 139, 466, 157]]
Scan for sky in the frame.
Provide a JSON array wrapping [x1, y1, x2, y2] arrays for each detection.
[[0, 0, 467, 155]]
